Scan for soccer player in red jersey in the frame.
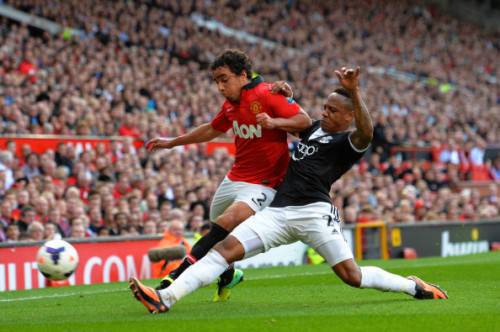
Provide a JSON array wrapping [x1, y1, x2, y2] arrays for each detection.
[[130, 67, 448, 315], [145, 49, 311, 296]]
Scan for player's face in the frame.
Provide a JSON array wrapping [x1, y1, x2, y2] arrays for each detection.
[[213, 66, 248, 102], [320, 93, 354, 132]]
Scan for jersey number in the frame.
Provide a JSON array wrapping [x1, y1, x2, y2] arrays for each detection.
[[323, 214, 340, 235], [323, 215, 334, 227], [252, 193, 268, 207]]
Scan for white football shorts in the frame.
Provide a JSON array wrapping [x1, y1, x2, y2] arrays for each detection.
[[231, 202, 354, 266], [209, 176, 276, 222]]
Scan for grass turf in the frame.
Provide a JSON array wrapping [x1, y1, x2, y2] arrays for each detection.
[[0, 252, 499, 332]]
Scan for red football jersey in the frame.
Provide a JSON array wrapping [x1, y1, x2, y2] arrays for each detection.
[[210, 76, 301, 188]]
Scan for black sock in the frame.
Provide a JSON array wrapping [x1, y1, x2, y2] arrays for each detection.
[[218, 265, 236, 287], [168, 256, 195, 280], [169, 223, 229, 280]]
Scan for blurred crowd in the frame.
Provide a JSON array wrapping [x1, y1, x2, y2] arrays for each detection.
[[0, 139, 227, 242], [0, 0, 498, 243]]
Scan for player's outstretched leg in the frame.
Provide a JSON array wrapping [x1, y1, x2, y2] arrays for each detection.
[[313, 240, 448, 299], [332, 259, 448, 300]]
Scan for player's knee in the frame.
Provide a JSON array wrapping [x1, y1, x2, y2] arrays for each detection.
[[333, 263, 362, 288], [213, 241, 230, 260], [214, 236, 244, 263], [344, 269, 362, 288]]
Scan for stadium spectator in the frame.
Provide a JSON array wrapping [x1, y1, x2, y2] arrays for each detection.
[[33, 196, 49, 220], [157, 220, 170, 234], [22, 153, 41, 179], [151, 220, 192, 278], [5, 224, 21, 242], [15, 190, 31, 213], [46, 208, 70, 237], [27, 221, 44, 241], [109, 212, 128, 236], [143, 220, 157, 235], [44, 222, 62, 240], [69, 222, 87, 239], [0, 224, 5, 242], [88, 207, 104, 235], [187, 215, 204, 233], [0, 151, 15, 191], [16, 206, 37, 234], [0, 200, 14, 226], [491, 157, 500, 181]]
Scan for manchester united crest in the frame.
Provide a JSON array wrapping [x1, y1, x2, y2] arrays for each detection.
[[250, 101, 262, 114]]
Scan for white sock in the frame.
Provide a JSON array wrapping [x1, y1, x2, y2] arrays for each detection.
[[158, 249, 229, 307], [360, 266, 416, 296]]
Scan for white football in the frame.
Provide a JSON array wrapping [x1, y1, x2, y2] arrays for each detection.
[[36, 239, 79, 280]]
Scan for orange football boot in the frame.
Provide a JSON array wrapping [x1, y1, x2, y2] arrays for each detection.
[[129, 277, 169, 314], [408, 276, 448, 300]]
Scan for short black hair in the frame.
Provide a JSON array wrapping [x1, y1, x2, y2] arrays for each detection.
[[211, 49, 252, 78], [333, 87, 352, 99]]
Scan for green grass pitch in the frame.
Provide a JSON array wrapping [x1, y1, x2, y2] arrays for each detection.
[[1, 252, 499, 332]]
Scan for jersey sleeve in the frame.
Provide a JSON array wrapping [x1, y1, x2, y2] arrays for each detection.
[[264, 92, 301, 118], [210, 106, 232, 133], [347, 132, 370, 154], [338, 132, 369, 164]]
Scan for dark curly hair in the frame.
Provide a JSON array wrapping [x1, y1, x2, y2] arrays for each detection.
[[210, 49, 253, 78]]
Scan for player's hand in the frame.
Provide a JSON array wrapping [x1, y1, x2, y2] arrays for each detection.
[[145, 138, 174, 152], [334, 66, 360, 92], [271, 80, 293, 98], [256, 113, 276, 129]]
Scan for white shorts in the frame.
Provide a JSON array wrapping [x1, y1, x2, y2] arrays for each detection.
[[231, 202, 353, 266], [209, 176, 276, 222]]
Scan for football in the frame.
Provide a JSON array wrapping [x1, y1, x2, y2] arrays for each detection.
[[36, 239, 79, 281]]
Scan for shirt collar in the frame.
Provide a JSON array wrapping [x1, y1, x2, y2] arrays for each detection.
[[242, 75, 263, 90]]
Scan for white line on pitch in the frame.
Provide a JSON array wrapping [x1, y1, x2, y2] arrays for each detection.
[[0, 288, 127, 302]]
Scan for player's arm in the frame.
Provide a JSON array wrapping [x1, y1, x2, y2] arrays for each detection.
[[268, 81, 309, 137], [256, 109, 311, 133], [145, 123, 224, 152], [257, 83, 312, 133], [335, 67, 373, 150]]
